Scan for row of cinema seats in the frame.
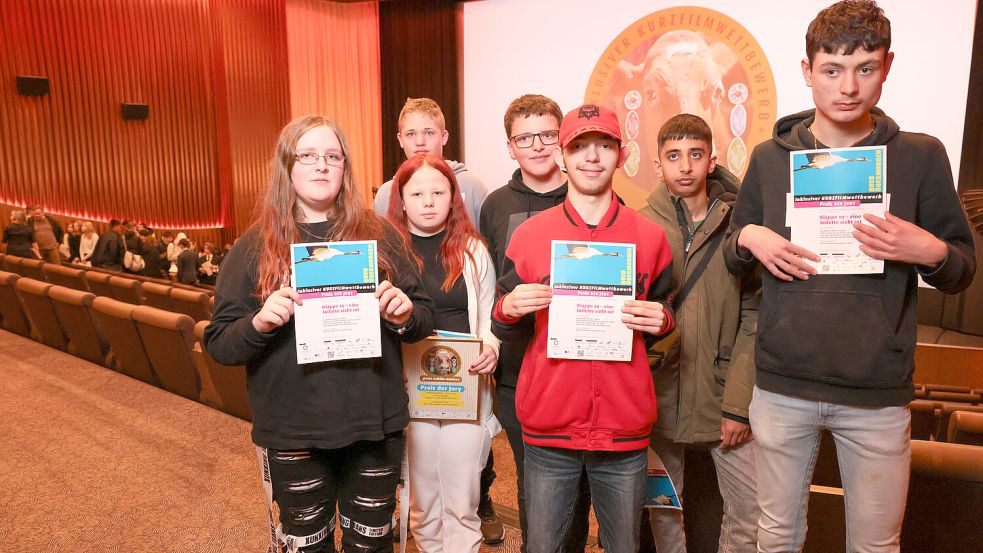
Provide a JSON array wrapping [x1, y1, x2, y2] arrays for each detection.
[[0, 254, 212, 322], [0, 269, 250, 421]]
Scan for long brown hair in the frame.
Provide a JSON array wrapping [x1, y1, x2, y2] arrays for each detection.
[[386, 155, 484, 292], [253, 114, 392, 301]]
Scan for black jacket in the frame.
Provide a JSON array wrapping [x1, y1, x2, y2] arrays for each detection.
[[90, 228, 125, 270], [725, 108, 976, 406], [478, 170, 567, 387], [203, 219, 436, 450]]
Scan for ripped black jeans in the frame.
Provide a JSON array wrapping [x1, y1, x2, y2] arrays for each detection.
[[258, 432, 404, 553]]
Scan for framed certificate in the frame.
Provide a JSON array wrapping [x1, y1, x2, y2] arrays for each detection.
[[402, 336, 482, 421]]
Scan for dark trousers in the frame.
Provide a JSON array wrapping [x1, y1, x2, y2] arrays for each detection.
[[497, 384, 591, 552], [261, 432, 403, 553]]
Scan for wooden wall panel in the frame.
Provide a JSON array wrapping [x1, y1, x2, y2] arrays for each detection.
[[0, 0, 221, 227], [210, 0, 291, 236]]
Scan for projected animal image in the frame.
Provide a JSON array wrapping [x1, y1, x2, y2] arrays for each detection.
[[606, 29, 752, 190]]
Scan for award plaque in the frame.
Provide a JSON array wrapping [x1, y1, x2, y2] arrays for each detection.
[[402, 336, 482, 421]]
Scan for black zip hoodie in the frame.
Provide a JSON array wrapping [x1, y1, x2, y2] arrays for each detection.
[[725, 108, 976, 407], [478, 169, 567, 387]]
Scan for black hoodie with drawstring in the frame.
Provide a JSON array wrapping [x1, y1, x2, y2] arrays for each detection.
[[478, 169, 567, 387], [725, 108, 976, 407]]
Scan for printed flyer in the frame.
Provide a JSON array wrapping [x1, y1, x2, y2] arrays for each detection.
[[644, 448, 682, 510], [290, 240, 380, 363], [787, 145, 887, 274], [402, 335, 481, 421], [547, 240, 636, 361]]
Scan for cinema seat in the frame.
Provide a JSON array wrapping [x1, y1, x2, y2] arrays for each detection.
[[909, 399, 944, 441], [140, 281, 175, 311], [108, 275, 143, 305], [2, 255, 24, 275], [901, 440, 983, 552], [85, 271, 113, 297], [47, 285, 109, 366], [927, 390, 982, 404], [19, 258, 47, 281], [947, 411, 983, 446], [15, 277, 68, 349], [192, 320, 251, 421], [170, 287, 211, 322], [91, 296, 158, 385], [939, 402, 983, 442], [0, 271, 31, 337], [131, 305, 200, 401], [42, 263, 90, 292]]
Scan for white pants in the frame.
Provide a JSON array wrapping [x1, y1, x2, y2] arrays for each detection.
[[407, 419, 493, 553]]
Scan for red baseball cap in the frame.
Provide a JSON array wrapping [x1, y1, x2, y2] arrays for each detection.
[[559, 104, 622, 147]]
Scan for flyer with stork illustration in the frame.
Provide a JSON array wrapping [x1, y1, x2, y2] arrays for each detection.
[[547, 240, 636, 361], [290, 240, 380, 363]]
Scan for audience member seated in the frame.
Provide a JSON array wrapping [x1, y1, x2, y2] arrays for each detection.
[[78, 221, 99, 265], [197, 242, 221, 286], [2, 210, 41, 260]]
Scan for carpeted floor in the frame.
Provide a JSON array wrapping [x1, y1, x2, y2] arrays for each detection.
[[0, 330, 601, 552]]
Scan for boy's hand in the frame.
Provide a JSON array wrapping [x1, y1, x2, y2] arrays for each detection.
[[621, 300, 668, 335], [503, 284, 552, 318], [738, 224, 819, 281], [853, 212, 948, 268], [720, 418, 753, 450]]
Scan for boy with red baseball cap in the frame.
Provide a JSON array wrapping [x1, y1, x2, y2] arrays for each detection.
[[493, 104, 675, 553]]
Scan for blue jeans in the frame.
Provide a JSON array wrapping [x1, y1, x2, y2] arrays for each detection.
[[524, 443, 646, 553], [750, 386, 910, 553]]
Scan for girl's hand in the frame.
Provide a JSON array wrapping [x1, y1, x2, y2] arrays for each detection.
[[376, 280, 413, 326], [252, 287, 301, 333], [469, 345, 498, 374]]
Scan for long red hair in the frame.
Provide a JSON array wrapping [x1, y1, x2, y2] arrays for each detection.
[[386, 155, 484, 292], [252, 114, 394, 301]]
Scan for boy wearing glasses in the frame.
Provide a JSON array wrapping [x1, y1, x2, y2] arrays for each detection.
[[374, 97, 488, 224], [726, 1, 975, 550], [478, 94, 592, 552]]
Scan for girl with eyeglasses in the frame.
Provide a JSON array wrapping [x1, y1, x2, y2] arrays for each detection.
[[204, 114, 435, 553]]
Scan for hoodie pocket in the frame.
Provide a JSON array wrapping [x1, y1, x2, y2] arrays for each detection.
[[758, 289, 906, 387]]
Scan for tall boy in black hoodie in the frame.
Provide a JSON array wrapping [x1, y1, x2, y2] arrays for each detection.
[[724, 2, 975, 551]]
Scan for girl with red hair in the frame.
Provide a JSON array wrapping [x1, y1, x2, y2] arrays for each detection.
[[204, 115, 435, 553], [387, 154, 501, 553]]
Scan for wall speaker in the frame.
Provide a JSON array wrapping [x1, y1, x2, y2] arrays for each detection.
[[16, 76, 49, 96], [121, 103, 150, 121]]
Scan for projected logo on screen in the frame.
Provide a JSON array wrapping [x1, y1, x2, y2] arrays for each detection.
[[585, 7, 777, 207]]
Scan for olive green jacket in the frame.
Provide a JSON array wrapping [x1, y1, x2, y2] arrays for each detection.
[[640, 166, 760, 444]]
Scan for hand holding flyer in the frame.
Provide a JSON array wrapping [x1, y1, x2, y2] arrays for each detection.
[[291, 240, 381, 363], [547, 240, 636, 361], [787, 145, 888, 274]]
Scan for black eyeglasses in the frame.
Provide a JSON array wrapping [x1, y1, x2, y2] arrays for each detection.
[[510, 130, 560, 149], [295, 152, 346, 167]]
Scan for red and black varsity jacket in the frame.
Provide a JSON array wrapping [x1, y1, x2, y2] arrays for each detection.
[[493, 194, 674, 452]]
